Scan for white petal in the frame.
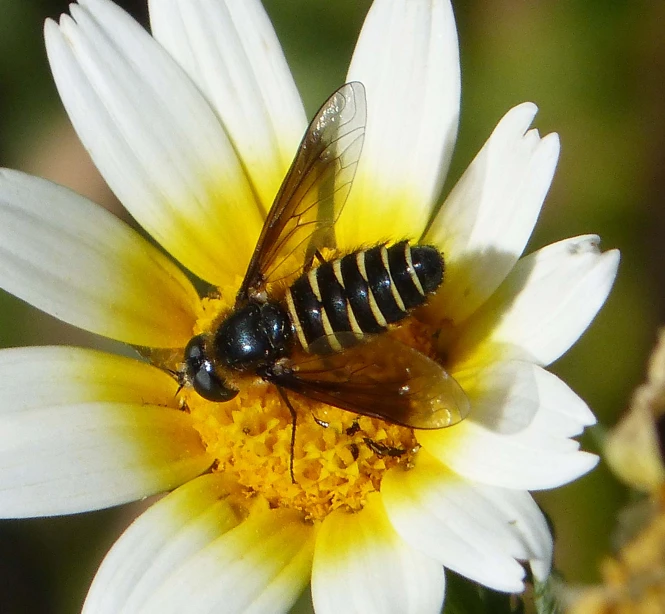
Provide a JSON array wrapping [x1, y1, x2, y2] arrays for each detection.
[[419, 365, 599, 490], [45, 0, 264, 285], [312, 493, 445, 614], [337, 0, 460, 247], [454, 235, 620, 367], [0, 401, 210, 517], [453, 360, 540, 435], [383, 451, 552, 591], [139, 501, 314, 614], [0, 169, 198, 347], [425, 103, 560, 324], [149, 0, 307, 213], [84, 474, 243, 613], [529, 367, 597, 437], [0, 346, 179, 413]]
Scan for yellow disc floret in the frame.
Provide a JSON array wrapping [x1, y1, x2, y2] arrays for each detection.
[[176, 284, 437, 523]]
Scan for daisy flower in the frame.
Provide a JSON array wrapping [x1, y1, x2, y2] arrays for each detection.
[[0, 0, 619, 612]]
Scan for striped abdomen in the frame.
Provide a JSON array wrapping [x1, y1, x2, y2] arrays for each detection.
[[284, 241, 444, 353]]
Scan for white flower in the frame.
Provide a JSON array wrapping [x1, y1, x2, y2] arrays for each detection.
[[0, 0, 619, 612]]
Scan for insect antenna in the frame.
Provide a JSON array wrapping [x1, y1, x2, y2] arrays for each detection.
[[163, 367, 185, 396], [277, 387, 298, 483]]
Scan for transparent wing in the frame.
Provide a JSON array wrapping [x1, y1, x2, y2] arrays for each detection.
[[236, 82, 366, 304], [274, 335, 470, 429]]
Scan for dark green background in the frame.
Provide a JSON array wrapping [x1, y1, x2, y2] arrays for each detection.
[[0, 1, 661, 612]]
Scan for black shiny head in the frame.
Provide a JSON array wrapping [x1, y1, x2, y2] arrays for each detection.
[[183, 335, 238, 402]]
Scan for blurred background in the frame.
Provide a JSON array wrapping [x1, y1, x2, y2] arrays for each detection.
[[0, 0, 662, 611]]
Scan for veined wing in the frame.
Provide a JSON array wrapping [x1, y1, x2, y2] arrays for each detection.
[[273, 335, 470, 430], [236, 82, 366, 304]]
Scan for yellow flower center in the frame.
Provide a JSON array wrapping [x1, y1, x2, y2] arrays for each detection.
[[178, 283, 442, 522]]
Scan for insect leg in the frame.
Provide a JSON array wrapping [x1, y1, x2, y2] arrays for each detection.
[[303, 249, 327, 273], [277, 387, 298, 483], [312, 413, 330, 428], [363, 437, 406, 458], [345, 420, 360, 436]]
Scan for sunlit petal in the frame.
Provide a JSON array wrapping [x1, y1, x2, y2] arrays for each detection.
[[139, 501, 314, 614], [84, 474, 243, 613], [425, 103, 560, 325], [452, 359, 541, 435], [454, 235, 620, 367], [383, 451, 552, 591], [0, 400, 210, 517], [149, 0, 307, 214], [338, 0, 460, 247], [0, 346, 179, 412], [419, 365, 598, 490], [312, 493, 445, 614], [45, 0, 264, 285], [0, 169, 198, 347]]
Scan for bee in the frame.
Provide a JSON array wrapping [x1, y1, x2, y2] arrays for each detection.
[[181, 82, 470, 477]]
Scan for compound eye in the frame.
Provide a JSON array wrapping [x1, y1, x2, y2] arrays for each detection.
[[184, 335, 238, 402], [184, 334, 206, 364], [192, 367, 238, 402]]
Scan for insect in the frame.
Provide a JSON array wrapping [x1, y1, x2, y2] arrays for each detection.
[[181, 82, 470, 478], [363, 438, 407, 458]]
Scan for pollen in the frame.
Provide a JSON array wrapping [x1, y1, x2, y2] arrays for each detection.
[[182, 385, 417, 521], [177, 289, 441, 522]]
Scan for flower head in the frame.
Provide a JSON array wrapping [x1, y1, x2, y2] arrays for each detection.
[[0, 0, 619, 612]]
